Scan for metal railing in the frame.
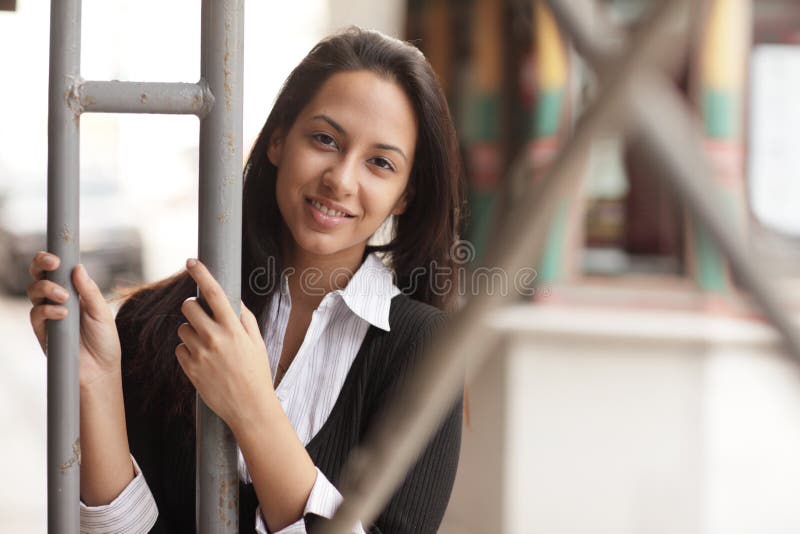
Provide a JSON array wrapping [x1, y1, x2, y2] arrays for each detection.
[[47, 1, 799, 533], [317, 0, 800, 532], [46, 1, 243, 532]]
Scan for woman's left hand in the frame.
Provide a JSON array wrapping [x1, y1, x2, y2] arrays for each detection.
[[176, 258, 274, 430]]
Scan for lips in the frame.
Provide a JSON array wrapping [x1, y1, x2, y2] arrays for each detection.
[[305, 197, 355, 218], [304, 197, 355, 229], [311, 199, 349, 217]]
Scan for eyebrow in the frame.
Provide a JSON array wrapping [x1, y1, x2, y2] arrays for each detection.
[[311, 114, 408, 162]]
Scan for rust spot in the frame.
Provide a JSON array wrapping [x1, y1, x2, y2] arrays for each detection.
[[140, 93, 148, 104], [60, 438, 81, 474], [84, 95, 96, 106], [223, 80, 232, 113], [192, 92, 202, 110], [224, 131, 235, 157], [218, 478, 228, 521], [65, 76, 83, 124], [223, 25, 232, 113], [217, 212, 229, 224], [61, 225, 73, 242]]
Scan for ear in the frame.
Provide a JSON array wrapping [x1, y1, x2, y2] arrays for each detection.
[[267, 131, 284, 167], [391, 187, 411, 216]]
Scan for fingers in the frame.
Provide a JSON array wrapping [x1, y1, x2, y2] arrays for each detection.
[[181, 297, 218, 339], [30, 304, 68, 352], [176, 322, 203, 354], [184, 259, 238, 328], [29, 251, 60, 282], [28, 252, 67, 354], [239, 302, 264, 347], [71, 264, 110, 322], [28, 253, 107, 318], [27, 279, 70, 307], [174, 343, 195, 376]]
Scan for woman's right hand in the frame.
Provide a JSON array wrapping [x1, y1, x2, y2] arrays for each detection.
[[27, 251, 122, 388]]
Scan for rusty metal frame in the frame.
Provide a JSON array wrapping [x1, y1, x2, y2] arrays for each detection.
[[317, 0, 800, 532], [46, 1, 243, 532]]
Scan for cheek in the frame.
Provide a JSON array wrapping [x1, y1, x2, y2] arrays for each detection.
[[274, 169, 299, 224], [361, 181, 407, 220], [275, 156, 312, 205]]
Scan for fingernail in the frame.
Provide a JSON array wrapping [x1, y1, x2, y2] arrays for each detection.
[[186, 258, 197, 268], [54, 288, 69, 300]]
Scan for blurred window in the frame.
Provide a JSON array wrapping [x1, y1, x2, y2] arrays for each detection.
[[749, 44, 800, 237]]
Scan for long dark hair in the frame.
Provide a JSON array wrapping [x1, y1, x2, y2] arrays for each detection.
[[119, 27, 465, 418]]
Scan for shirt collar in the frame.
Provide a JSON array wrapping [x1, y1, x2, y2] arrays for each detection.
[[335, 252, 400, 332]]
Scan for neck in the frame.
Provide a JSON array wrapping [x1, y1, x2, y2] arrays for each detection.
[[282, 240, 366, 311]]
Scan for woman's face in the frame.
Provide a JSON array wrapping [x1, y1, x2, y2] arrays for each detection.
[[269, 70, 417, 264]]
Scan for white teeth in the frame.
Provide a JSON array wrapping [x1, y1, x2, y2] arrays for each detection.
[[311, 199, 348, 217]]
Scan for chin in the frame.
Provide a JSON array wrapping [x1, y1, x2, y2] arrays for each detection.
[[294, 232, 354, 257]]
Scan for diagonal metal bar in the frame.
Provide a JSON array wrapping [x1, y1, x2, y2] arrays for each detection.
[[627, 73, 800, 357], [316, 1, 694, 532], [546, 0, 800, 358]]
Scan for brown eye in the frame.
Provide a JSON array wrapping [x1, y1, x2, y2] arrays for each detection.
[[312, 133, 338, 149], [369, 156, 395, 172]]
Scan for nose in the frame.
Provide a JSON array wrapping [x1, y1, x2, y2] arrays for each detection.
[[321, 156, 358, 197]]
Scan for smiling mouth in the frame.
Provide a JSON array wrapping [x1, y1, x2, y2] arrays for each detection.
[[306, 197, 355, 218]]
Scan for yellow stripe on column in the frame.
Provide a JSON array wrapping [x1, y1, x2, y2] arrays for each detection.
[[700, 0, 749, 90], [533, 0, 568, 91]]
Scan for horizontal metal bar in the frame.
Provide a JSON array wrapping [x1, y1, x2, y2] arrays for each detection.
[[77, 80, 213, 117]]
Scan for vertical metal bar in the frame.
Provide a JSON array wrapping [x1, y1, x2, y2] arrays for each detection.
[[197, 0, 244, 531], [46, 0, 81, 532]]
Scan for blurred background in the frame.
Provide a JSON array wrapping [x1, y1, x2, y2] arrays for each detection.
[[3, 0, 800, 532]]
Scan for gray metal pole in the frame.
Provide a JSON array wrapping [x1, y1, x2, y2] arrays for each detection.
[[79, 80, 213, 116], [197, 0, 244, 531], [46, 0, 82, 531]]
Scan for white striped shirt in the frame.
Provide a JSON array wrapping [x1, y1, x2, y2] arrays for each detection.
[[80, 252, 399, 533]]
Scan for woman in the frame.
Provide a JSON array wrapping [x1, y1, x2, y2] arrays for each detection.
[[28, 27, 464, 533]]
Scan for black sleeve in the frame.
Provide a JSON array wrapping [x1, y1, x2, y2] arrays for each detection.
[[308, 313, 464, 534], [365, 396, 462, 534], [305, 402, 462, 534]]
